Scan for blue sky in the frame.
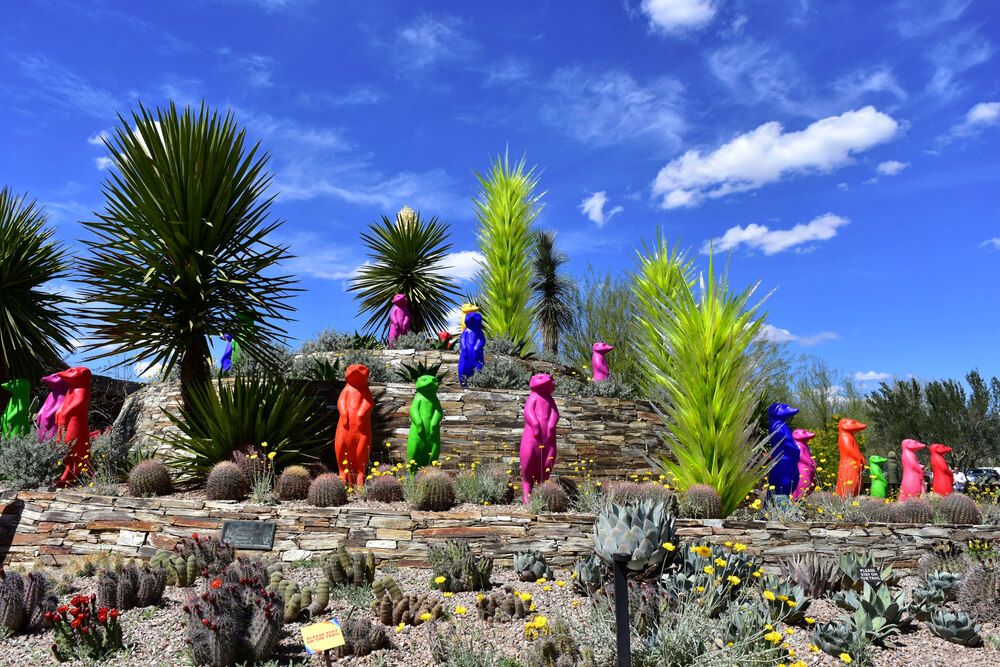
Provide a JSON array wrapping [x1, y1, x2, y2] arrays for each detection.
[[2, 0, 998, 387]]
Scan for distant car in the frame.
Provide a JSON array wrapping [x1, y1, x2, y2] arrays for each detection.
[[965, 468, 1000, 487]]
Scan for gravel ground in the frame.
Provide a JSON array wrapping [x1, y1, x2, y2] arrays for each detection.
[[4, 563, 1000, 666]]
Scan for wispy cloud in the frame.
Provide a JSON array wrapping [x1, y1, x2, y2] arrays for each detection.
[[702, 213, 849, 255], [854, 370, 891, 382], [391, 14, 477, 73], [652, 107, 899, 208], [894, 0, 971, 37], [980, 238, 1000, 251], [640, 0, 717, 33], [216, 48, 275, 87], [483, 57, 531, 88], [926, 29, 994, 100], [762, 323, 839, 347], [9, 55, 120, 118], [579, 192, 623, 227], [947, 101, 1000, 138], [876, 160, 909, 175], [541, 68, 685, 149]]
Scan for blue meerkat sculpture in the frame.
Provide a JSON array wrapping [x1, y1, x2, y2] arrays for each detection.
[[767, 402, 801, 499], [457, 311, 485, 386]]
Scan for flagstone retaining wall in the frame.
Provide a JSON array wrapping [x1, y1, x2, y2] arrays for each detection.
[[3, 490, 998, 571]]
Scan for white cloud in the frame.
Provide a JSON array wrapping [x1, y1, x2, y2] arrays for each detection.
[[579, 192, 623, 227], [440, 250, 484, 281], [877, 160, 909, 175], [640, 0, 717, 32], [927, 30, 994, 100], [13, 55, 120, 119], [702, 213, 848, 255], [216, 48, 275, 87], [541, 68, 685, 148], [444, 307, 465, 335], [837, 182, 849, 191], [855, 370, 891, 382], [895, 0, 970, 36], [133, 361, 167, 381], [87, 131, 109, 146], [483, 58, 531, 87], [95, 156, 114, 170], [980, 238, 1000, 251], [652, 107, 899, 208], [393, 14, 476, 72], [950, 101, 1000, 137], [761, 324, 838, 347]]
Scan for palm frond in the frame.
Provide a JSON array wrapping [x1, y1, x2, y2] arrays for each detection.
[[530, 230, 574, 355]]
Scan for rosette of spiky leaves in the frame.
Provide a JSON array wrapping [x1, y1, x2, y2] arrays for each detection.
[[306, 357, 340, 381], [428, 541, 493, 593], [394, 360, 446, 383], [779, 553, 842, 598], [834, 582, 914, 635], [924, 570, 963, 602], [911, 585, 947, 620], [571, 555, 605, 594], [838, 552, 897, 591], [471, 150, 542, 347], [0, 188, 76, 387], [812, 619, 862, 658], [513, 551, 555, 583], [646, 254, 778, 517], [161, 375, 328, 482], [761, 575, 812, 624], [77, 102, 298, 414], [926, 609, 983, 646], [348, 210, 461, 336], [593, 499, 678, 574]]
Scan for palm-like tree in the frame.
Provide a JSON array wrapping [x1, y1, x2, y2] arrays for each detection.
[[348, 209, 462, 336], [78, 102, 298, 412], [0, 188, 76, 388], [530, 230, 573, 355], [472, 151, 542, 347]]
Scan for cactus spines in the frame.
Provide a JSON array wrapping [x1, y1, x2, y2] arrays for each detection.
[[414, 468, 456, 511], [367, 475, 404, 502], [373, 576, 403, 605], [308, 473, 348, 507], [373, 587, 443, 627], [336, 617, 389, 657], [533, 481, 569, 513], [276, 465, 312, 501], [322, 546, 375, 587], [206, 461, 250, 501], [940, 493, 983, 525], [136, 566, 167, 607], [513, 551, 555, 582], [0, 570, 57, 635], [127, 459, 173, 497], [231, 444, 269, 481], [308, 578, 329, 617], [427, 541, 493, 592], [898, 497, 934, 524], [476, 584, 530, 622], [97, 564, 166, 611], [684, 484, 723, 519], [859, 496, 894, 523]]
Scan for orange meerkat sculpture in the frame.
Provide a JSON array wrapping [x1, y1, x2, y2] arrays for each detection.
[[335, 364, 374, 488], [836, 418, 867, 497]]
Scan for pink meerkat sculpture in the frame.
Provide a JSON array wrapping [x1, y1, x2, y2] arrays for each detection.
[[520, 373, 559, 504], [899, 439, 927, 501], [388, 294, 412, 348], [37, 372, 70, 440], [591, 342, 613, 381], [792, 429, 817, 500], [929, 443, 954, 497]]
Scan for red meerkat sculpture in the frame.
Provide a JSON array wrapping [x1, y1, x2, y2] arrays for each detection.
[[836, 418, 867, 497], [929, 443, 954, 497], [335, 364, 374, 488], [54, 367, 92, 486]]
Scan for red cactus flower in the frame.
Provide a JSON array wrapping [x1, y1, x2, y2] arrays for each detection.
[[210, 579, 222, 589], [70, 617, 82, 629], [57, 605, 69, 614], [97, 609, 107, 623], [80, 627, 89, 634], [192, 533, 198, 539], [109, 609, 119, 621]]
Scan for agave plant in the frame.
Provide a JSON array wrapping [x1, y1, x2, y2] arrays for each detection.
[[394, 361, 446, 384], [78, 103, 297, 412], [306, 358, 341, 381], [592, 499, 678, 573], [926, 609, 982, 646], [530, 230, 573, 355], [0, 188, 76, 387], [161, 376, 329, 481], [472, 151, 541, 348], [779, 552, 841, 598], [646, 254, 778, 517], [348, 210, 461, 337]]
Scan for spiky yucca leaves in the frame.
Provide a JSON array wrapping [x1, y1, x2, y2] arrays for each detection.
[[348, 210, 461, 336], [646, 254, 777, 517], [472, 151, 542, 347], [161, 376, 328, 482], [530, 230, 573, 355], [630, 230, 694, 395], [78, 103, 297, 413], [0, 188, 76, 388]]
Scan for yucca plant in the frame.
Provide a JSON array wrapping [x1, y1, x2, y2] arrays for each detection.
[[0, 188, 76, 388], [646, 253, 777, 517], [530, 230, 573, 355], [631, 229, 694, 394], [348, 209, 461, 337], [394, 361, 446, 384], [472, 151, 542, 348], [160, 376, 329, 481], [78, 102, 297, 413]]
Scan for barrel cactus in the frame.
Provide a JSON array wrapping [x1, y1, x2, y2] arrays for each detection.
[[335, 617, 389, 657], [858, 496, 893, 523], [593, 499, 679, 573], [683, 484, 722, 519], [127, 459, 173, 497], [367, 475, 404, 502], [308, 473, 348, 507], [414, 468, 456, 511], [513, 551, 555, 582], [533, 480, 569, 513], [898, 497, 934, 524], [940, 493, 982, 525], [276, 465, 312, 501], [205, 461, 250, 501]]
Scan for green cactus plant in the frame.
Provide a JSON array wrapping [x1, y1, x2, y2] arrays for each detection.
[[917, 541, 967, 577], [940, 493, 983, 525], [957, 563, 1000, 623], [858, 496, 894, 523], [367, 475, 404, 502], [593, 499, 679, 574], [476, 584, 531, 622], [127, 459, 173, 496], [308, 473, 348, 507], [334, 617, 390, 657], [97, 563, 166, 611], [151, 550, 199, 588], [897, 497, 934, 524], [926, 609, 983, 646], [812, 619, 861, 658], [532, 481, 569, 513], [205, 461, 250, 501], [571, 555, 604, 594], [413, 468, 456, 511], [0, 570, 58, 635], [427, 541, 493, 592], [321, 546, 375, 588], [276, 465, 312, 501], [375, 585, 443, 627], [512, 551, 555, 582], [924, 570, 963, 601], [911, 585, 947, 620], [683, 484, 723, 519], [372, 576, 404, 606]]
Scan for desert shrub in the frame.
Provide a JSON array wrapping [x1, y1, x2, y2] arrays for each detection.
[[336, 349, 392, 384], [467, 356, 530, 390], [578, 373, 640, 400], [454, 464, 514, 505], [391, 332, 437, 350], [216, 342, 295, 379], [0, 427, 71, 489]]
